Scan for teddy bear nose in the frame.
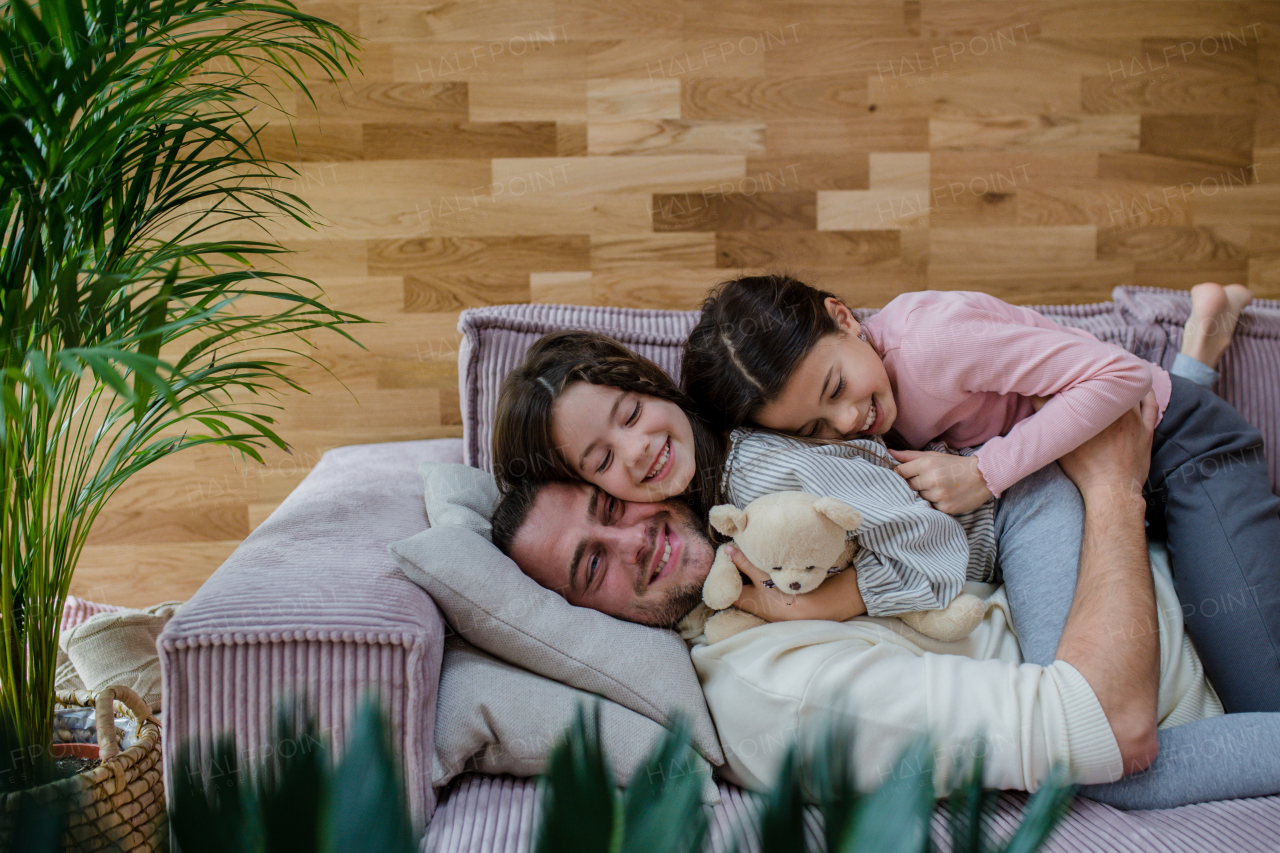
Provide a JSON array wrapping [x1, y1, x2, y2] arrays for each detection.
[[788, 582, 802, 591]]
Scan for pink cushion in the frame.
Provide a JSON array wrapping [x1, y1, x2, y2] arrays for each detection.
[[159, 437, 466, 832], [61, 595, 125, 633]]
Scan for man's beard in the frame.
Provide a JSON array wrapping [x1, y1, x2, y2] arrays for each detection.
[[629, 576, 706, 628], [626, 502, 713, 628]]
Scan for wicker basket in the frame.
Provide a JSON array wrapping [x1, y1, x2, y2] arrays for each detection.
[[0, 685, 167, 852]]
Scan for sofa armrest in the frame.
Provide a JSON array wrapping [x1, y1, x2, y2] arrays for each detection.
[[159, 438, 464, 833]]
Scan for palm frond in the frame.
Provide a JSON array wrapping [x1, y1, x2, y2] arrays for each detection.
[[0, 0, 365, 790]]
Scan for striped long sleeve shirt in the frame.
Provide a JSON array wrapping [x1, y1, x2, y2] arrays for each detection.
[[721, 429, 997, 617]]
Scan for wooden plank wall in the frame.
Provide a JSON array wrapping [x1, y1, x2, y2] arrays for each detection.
[[71, 1, 1280, 607]]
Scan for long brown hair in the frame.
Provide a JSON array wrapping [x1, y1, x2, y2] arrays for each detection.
[[491, 330, 728, 516]]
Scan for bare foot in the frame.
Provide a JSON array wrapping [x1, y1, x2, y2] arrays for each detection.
[[1183, 282, 1253, 369]]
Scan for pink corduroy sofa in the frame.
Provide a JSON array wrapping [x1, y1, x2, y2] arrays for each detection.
[[159, 288, 1280, 852]]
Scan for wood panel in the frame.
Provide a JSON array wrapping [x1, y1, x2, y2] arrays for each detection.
[[76, 0, 1280, 608]]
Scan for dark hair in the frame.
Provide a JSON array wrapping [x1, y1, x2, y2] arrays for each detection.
[[491, 476, 545, 558], [682, 274, 842, 433], [682, 275, 901, 468], [491, 330, 727, 517]]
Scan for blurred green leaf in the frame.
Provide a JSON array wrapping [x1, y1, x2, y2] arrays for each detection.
[[1000, 766, 1076, 853], [322, 698, 416, 853], [535, 703, 620, 853], [171, 695, 416, 853], [839, 736, 935, 853], [947, 747, 995, 853], [621, 715, 708, 853]]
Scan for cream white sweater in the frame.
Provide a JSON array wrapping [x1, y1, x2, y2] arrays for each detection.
[[688, 540, 1222, 794]]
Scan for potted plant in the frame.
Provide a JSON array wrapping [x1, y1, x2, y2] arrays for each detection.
[[0, 0, 362, 842]]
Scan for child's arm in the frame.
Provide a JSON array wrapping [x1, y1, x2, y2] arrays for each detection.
[[897, 292, 1155, 499], [731, 545, 867, 623]]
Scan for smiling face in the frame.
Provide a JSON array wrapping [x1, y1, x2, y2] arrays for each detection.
[[508, 482, 714, 626], [753, 299, 897, 441], [550, 382, 699, 503]]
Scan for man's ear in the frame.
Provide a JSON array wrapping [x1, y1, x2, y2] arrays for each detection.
[[710, 504, 748, 538], [823, 296, 859, 335]]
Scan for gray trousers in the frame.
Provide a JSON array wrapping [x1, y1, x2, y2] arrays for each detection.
[[1144, 374, 1280, 712], [993, 357, 1280, 808]]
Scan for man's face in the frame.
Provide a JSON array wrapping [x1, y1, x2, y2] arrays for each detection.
[[509, 482, 715, 626]]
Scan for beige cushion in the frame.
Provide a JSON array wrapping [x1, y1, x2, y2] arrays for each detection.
[[59, 601, 182, 712], [421, 461, 499, 540], [434, 637, 718, 804], [392, 462, 725, 772]]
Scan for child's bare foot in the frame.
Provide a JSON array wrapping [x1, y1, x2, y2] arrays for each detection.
[[1183, 282, 1253, 369]]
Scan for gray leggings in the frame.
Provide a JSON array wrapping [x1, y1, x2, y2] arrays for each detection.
[[993, 354, 1280, 808]]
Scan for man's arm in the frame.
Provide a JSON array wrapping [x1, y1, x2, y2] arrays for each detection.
[[1053, 392, 1161, 774]]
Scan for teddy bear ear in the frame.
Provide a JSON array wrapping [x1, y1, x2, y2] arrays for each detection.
[[813, 497, 862, 532], [709, 504, 748, 537]]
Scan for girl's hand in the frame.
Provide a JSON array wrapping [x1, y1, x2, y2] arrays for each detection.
[[728, 545, 866, 623], [886, 450, 994, 515]]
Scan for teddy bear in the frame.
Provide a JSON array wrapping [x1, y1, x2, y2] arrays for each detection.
[[700, 491, 987, 645]]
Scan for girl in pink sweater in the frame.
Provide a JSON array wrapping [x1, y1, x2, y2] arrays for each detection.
[[682, 275, 1279, 715]]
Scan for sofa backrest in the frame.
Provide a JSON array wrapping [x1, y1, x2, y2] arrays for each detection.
[[457, 288, 1280, 492], [458, 304, 699, 472]]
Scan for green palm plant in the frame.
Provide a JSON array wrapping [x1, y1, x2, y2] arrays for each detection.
[[0, 0, 365, 791]]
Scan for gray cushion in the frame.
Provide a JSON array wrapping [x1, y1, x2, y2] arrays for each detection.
[[394, 461, 725, 795], [391, 524, 724, 767], [433, 637, 718, 804]]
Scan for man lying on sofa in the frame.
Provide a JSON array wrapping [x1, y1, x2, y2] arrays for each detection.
[[490, 394, 1280, 810]]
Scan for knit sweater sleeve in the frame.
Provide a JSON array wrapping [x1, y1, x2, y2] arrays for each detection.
[[897, 293, 1152, 497], [691, 622, 1124, 794], [724, 433, 970, 616]]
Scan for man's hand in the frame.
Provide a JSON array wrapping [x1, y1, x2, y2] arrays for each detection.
[[1052, 389, 1162, 775], [886, 450, 994, 515], [1057, 390, 1158, 505], [729, 545, 867, 623]]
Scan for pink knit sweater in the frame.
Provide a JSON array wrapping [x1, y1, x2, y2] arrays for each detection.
[[862, 291, 1172, 498]]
